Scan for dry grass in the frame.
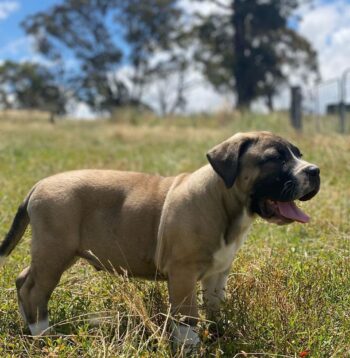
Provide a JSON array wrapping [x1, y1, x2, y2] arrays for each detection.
[[0, 111, 349, 357]]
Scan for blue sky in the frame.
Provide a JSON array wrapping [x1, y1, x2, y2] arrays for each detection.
[[0, 1, 58, 59], [1, 0, 350, 114], [0, 0, 341, 64]]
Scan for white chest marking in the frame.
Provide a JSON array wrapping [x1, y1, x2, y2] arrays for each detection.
[[205, 233, 247, 278], [205, 212, 252, 278], [213, 240, 238, 273]]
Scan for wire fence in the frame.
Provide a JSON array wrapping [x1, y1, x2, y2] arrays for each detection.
[[301, 68, 350, 134]]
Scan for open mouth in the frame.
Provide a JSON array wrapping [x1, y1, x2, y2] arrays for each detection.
[[252, 176, 320, 225], [260, 199, 310, 224], [299, 188, 319, 202]]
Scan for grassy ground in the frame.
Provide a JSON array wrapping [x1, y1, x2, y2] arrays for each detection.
[[0, 112, 349, 357]]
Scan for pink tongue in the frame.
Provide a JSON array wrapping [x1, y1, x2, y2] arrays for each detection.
[[277, 201, 310, 223]]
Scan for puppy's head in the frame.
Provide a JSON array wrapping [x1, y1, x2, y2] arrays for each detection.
[[207, 131, 320, 225]]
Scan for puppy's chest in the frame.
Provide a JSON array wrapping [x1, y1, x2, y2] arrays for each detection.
[[204, 213, 252, 277]]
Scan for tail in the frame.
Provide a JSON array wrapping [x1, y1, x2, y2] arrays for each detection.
[[0, 188, 34, 267]]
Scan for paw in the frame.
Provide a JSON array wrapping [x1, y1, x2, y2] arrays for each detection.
[[28, 318, 50, 336], [171, 323, 200, 354]]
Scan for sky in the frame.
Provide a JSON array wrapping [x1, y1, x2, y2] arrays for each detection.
[[0, 1, 56, 58], [1, 0, 350, 116]]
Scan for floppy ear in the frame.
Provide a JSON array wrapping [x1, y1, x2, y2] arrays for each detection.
[[206, 134, 252, 188]]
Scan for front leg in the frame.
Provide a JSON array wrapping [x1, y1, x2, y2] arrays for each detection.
[[201, 270, 230, 321], [167, 267, 200, 352]]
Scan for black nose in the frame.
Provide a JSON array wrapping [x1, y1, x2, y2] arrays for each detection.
[[304, 165, 320, 177]]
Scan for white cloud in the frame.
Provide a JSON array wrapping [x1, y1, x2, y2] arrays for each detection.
[[0, 1, 20, 21], [298, 3, 338, 50], [114, 46, 231, 114], [142, 66, 230, 114], [0, 36, 57, 68], [0, 37, 30, 57], [185, 83, 232, 113], [70, 102, 96, 120], [298, 0, 350, 106], [299, 1, 350, 80], [332, 28, 350, 46]]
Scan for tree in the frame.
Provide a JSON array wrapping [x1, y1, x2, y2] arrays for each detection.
[[192, 0, 318, 110], [0, 61, 66, 122], [22, 0, 184, 115]]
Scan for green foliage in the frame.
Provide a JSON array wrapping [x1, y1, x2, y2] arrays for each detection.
[[0, 113, 349, 356], [0, 61, 66, 119], [192, 0, 318, 109], [22, 0, 183, 114], [18, 0, 320, 115]]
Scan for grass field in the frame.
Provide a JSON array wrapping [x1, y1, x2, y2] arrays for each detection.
[[0, 112, 349, 357]]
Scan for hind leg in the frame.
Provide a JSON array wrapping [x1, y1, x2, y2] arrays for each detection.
[[16, 256, 75, 336], [16, 229, 77, 335], [16, 266, 30, 322], [16, 264, 54, 335]]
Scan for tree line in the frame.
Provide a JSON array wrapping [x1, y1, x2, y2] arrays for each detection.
[[0, 0, 318, 119]]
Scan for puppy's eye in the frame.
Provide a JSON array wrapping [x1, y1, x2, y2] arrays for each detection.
[[292, 148, 303, 158], [262, 154, 283, 163], [277, 155, 286, 165]]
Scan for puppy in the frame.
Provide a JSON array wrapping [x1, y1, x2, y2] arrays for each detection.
[[0, 131, 320, 350]]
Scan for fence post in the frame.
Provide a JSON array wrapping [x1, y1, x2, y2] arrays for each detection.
[[339, 101, 346, 134], [290, 86, 303, 131], [340, 68, 350, 134]]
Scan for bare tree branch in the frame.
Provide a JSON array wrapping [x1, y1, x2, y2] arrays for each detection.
[[211, 0, 231, 10]]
